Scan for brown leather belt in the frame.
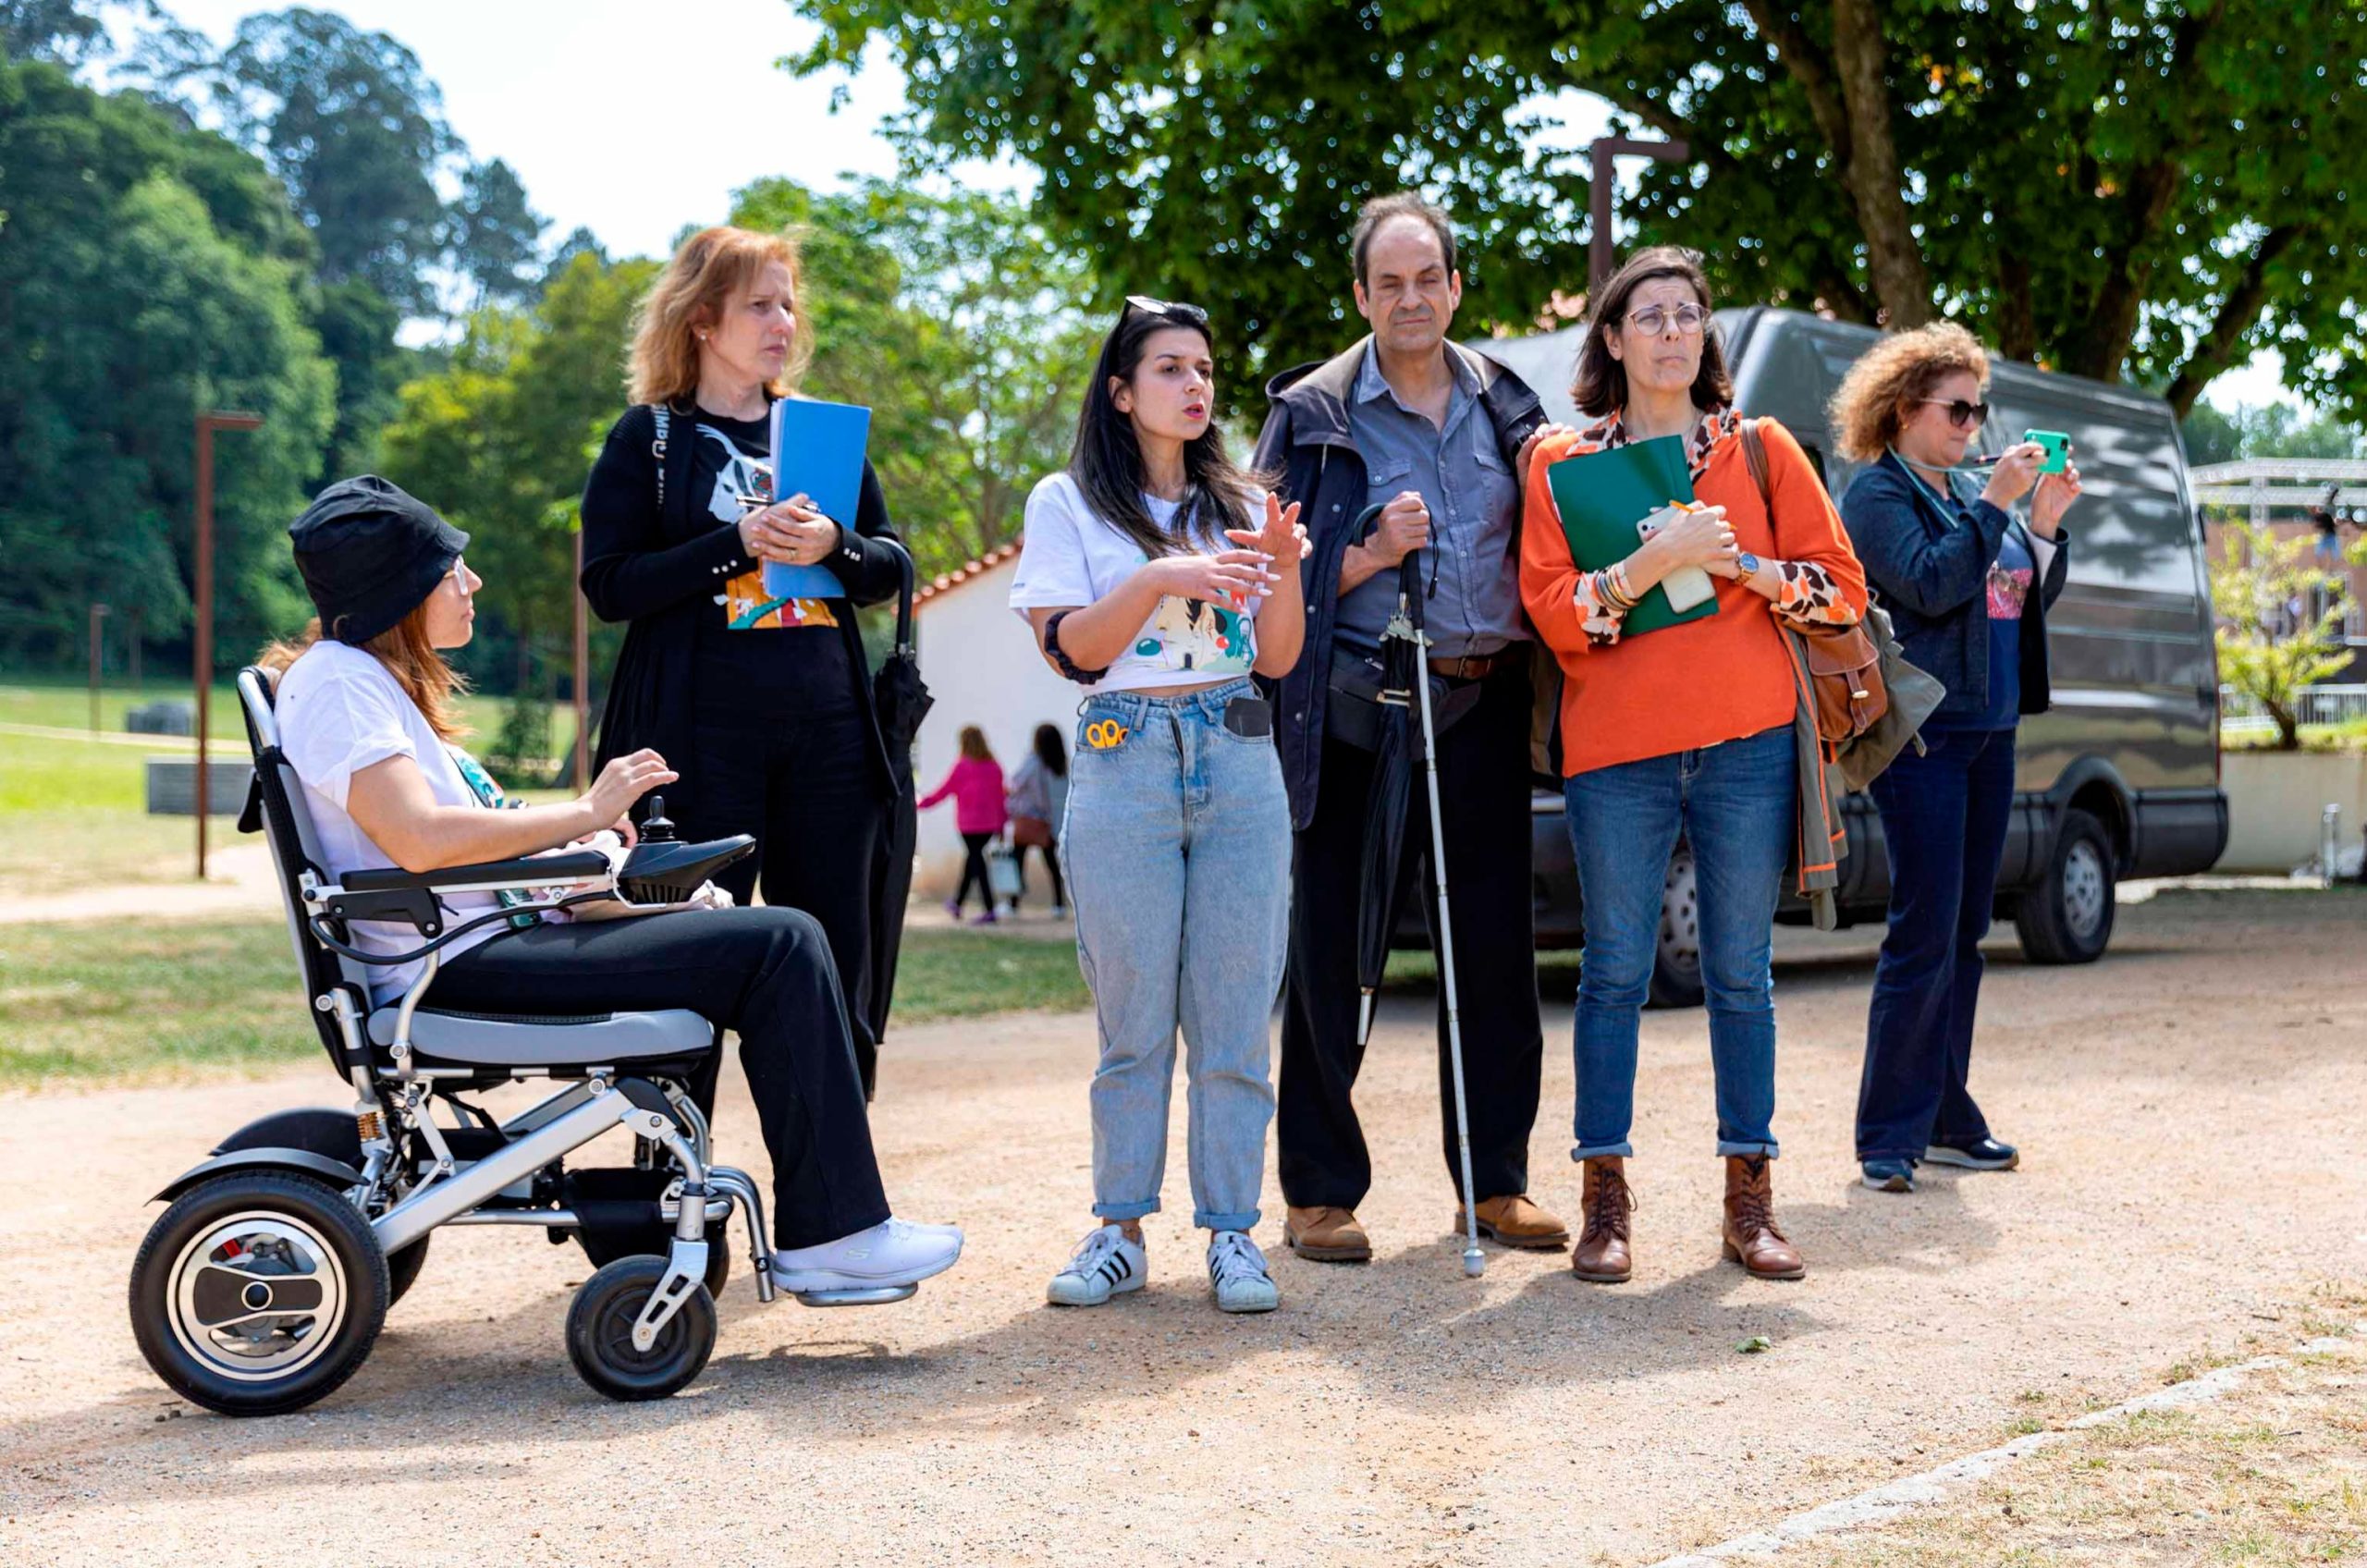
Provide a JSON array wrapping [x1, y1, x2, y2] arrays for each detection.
[[1428, 651, 1506, 681]]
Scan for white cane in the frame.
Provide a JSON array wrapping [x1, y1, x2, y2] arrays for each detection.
[[1386, 574, 1487, 1280]]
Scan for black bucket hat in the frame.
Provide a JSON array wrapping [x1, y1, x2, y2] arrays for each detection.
[[288, 476, 470, 645]]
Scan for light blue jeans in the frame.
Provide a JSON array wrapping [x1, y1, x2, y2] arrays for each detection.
[[1061, 679, 1292, 1231]]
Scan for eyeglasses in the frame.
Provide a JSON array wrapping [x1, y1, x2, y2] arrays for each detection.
[[1919, 398, 1991, 430], [1123, 294, 1210, 328], [1625, 303, 1708, 337]]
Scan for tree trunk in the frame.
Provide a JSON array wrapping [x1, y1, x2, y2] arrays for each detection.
[[2165, 222, 2309, 417], [1825, 0, 1932, 327]]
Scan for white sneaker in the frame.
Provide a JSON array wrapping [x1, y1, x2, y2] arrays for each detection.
[[1046, 1223, 1147, 1307], [769, 1218, 963, 1292], [1207, 1230, 1279, 1314]]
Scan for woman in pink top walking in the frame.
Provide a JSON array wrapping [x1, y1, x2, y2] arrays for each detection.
[[921, 726, 1009, 923]]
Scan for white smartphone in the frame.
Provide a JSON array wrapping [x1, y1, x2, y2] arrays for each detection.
[[1637, 508, 1717, 612]]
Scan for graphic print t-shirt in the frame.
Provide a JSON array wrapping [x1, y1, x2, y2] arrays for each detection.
[[684, 407, 839, 632], [1937, 524, 2032, 730], [1009, 472, 1264, 695]]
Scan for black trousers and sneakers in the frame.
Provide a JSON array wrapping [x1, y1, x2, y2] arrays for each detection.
[[429, 907, 887, 1249], [1279, 663, 1563, 1256]]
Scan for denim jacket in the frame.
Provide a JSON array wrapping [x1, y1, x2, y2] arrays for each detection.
[[1836, 452, 2070, 722]]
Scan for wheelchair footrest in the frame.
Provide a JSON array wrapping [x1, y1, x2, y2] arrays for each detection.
[[791, 1283, 918, 1307]]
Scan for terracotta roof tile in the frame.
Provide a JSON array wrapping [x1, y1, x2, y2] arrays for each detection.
[[915, 541, 1023, 607]]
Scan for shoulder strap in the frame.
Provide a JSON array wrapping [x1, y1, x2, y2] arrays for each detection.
[[650, 404, 670, 509], [1739, 416, 1773, 514]]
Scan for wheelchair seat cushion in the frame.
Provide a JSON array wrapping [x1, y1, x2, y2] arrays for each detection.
[[366, 1007, 716, 1066]]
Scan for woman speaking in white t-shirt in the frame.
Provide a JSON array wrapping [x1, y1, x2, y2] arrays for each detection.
[[1010, 296, 1306, 1314], [263, 476, 961, 1297]]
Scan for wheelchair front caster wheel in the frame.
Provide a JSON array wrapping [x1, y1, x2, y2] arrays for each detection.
[[129, 1171, 388, 1416], [565, 1256, 717, 1402]]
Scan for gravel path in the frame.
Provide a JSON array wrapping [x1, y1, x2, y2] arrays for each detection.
[[3, 888, 2362, 1566]]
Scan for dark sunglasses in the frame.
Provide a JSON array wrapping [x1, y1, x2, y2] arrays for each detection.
[[1123, 294, 1210, 328], [1919, 397, 1991, 430]]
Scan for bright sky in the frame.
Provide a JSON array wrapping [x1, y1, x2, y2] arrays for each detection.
[[150, 0, 2299, 413]]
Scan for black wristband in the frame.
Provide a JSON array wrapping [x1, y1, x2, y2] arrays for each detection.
[[1044, 610, 1109, 684]]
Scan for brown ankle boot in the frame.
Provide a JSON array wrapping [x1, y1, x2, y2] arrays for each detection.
[[1571, 1158, 1635, 1283], [1721, 1156, 1805, 1280]]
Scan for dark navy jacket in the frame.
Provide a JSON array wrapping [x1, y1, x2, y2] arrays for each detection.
[[1837, 451, 2071, 723], [1249, 338, 1545, 830]]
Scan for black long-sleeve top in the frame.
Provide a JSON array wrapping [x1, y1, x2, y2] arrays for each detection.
[[579, 400, 905, 820]]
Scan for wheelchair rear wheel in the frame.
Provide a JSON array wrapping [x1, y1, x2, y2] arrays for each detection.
[[129, 1170, 388, 1415], [565, 1256, 717, 1402], [214, 1107, 429, 1305]]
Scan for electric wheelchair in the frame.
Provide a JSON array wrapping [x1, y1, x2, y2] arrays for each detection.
[[128, 666, 917, 1415]]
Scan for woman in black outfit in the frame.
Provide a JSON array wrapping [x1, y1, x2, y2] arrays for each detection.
[[582, 225, 907, 1072]]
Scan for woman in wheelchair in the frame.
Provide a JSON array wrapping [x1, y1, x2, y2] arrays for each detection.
[[266, 477, 963, 1299]]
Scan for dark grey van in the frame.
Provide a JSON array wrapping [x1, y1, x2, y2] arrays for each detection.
[[1479, 307, 2228, 1004]]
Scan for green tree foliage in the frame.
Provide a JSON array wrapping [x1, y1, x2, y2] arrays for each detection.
[[2182, 402, 2367, 469], [203, 6, 457, 315], [0, 56, 335, 670], [374, 252, 656, 752], [448, 156, 546, 309], [0, 0, 104, 63], [2210, 519, 2351, 751], [788, 1, 2367, 415], [730, 177, 1098, 573]]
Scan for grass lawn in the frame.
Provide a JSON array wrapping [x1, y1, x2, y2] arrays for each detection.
[[0, 679, 577, 897], [1770, 1283, 2367, 1568], [0, 917, 1094, 1090]]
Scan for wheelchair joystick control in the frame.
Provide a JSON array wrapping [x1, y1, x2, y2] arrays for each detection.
[[640, 796, 678, 843]]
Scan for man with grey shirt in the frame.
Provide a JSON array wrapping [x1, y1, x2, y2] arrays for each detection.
[[1252, 192, 1571, 1262]]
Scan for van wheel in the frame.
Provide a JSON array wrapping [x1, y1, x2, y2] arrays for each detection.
[[2016, 807, 2116, 964], [1649, 847, 1706, 1009]]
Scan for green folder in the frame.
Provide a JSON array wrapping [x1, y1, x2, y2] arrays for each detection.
[[1544, 434, 1720, 638]]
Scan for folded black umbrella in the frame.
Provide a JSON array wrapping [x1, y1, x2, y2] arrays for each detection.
[[861, 542, 931, 1096], [1354, 519, 1427, 1048]]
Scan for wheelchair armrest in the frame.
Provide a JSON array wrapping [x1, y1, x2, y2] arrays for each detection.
[[319, 851, 613, 936], [338, 850, 612, 896]]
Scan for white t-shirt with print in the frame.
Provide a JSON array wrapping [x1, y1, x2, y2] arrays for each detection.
[[1008, 472, 1266, 695], [276, 640, 505, 1006]]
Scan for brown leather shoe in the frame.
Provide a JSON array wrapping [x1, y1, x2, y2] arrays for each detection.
[[1457, 1194, 1571, 1250], [1284, 1205, 1371, 1262], [1721, 1155, 1805, 1280], [1570, 1158, 1635, 1283]]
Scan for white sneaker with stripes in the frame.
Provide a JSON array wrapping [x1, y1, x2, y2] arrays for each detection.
[[1207, 1230, 1280, 1314], [1046, 1223, 1147, 1307]]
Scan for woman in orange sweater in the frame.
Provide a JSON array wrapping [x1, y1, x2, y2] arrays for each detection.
[[1519, 248, 1867, 1285]]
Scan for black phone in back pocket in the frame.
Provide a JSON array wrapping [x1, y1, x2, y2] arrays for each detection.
[[1223, 694, 1273, 739]]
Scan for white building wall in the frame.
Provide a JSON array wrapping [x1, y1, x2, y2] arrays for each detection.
[[908, 556, 1080, 896]]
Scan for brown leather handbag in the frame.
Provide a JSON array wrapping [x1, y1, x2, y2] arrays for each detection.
[[1738, 419, 1889, 744]]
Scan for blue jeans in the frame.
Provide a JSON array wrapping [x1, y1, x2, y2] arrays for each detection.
[[1858, 726, 2015, 1159], [1564, 724, 1796, 1160], [1062, 680, 1292, 1231]]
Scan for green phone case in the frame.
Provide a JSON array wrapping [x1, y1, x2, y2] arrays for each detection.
[[2024, 429, 2071, 474]]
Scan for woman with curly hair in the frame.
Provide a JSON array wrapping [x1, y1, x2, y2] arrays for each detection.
[[1828, 322, 2083, 1194]]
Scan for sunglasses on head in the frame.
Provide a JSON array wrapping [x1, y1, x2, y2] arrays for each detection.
[[1919, 397, 1991, 430], [1123, 294, 1210, 328]]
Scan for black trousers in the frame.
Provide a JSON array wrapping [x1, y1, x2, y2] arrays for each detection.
[[430, 909, 890, 1250], [1278, 661, 1544, 1210], [680, 687, 885, 1054], [952, 831, 997, 913], [1015, 839, 1064, 909]]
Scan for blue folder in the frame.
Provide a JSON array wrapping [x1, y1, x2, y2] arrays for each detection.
[[761, 398, 872, 600]]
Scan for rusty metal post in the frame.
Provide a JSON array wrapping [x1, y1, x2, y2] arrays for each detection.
[[89, 602, 109, 735], [1588, 135, 1692, 299], [193, 410, 263, 877]]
